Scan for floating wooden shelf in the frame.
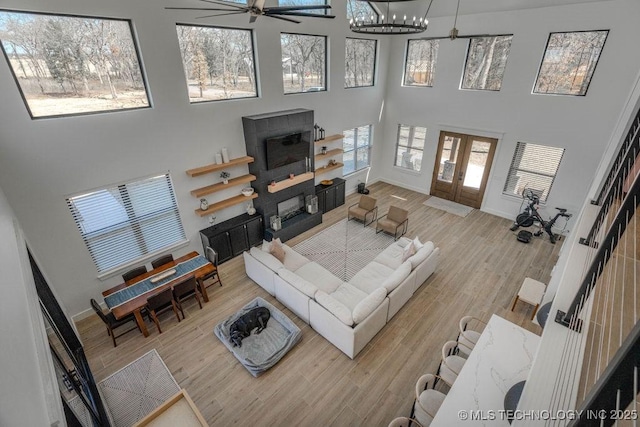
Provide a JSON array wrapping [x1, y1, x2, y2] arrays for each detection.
[[186, 156, 254, 177], [315, 162, 344, 176], [190, 174, 256, 198], [314, 134, 343, 145], [267, 172, 315, 193], [314, 148, 344, 161], [195, 193, 258, 216]]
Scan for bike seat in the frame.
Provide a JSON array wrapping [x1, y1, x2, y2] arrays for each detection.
[[555, 207, 567, 213]]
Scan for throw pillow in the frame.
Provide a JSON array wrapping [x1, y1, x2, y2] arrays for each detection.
[[413, 236, 424, 250], [261, 238, 282, 253], [269, 238, 286, 263], [402, 242, 416, 262]]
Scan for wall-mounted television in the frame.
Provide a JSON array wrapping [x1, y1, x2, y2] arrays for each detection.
[[265, 131, 311, 170]]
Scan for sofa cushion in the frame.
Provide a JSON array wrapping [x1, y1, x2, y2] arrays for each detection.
[[282, 246, 310, 272], [350, 261, 395, 294], [330, 283, 368, 311], [315, 291, 354, 326], [373, 243, 405, 270], [295, 262, 343, 294], [408, 241, 435, 269], [352, 288, 387, 324], [382, 260, 412, 293], [277, 268, 317, 298], [250, 246, 283, 272]]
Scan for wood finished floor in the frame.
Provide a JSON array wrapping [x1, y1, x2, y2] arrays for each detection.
[[77, 182, 562, 426]]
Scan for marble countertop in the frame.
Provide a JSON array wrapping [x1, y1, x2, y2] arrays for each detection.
[[431, 314, 541, 426]]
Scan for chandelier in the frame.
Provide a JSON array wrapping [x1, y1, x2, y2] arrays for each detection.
[[349, 0, 433, 35]]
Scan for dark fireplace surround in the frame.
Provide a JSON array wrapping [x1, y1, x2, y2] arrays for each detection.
[[242, 109, 321, 241]]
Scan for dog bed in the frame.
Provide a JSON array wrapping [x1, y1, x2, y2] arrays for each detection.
[[214, 297, 302, 377]]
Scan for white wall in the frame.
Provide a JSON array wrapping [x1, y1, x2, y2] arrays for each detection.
[[0, 186, 64, 426], [378, 0, 640, 224], [0, 0, 389, 317]]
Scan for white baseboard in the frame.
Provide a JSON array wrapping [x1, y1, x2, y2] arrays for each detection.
[[376, 178, 429, 195], [72, 305, 101, 323]]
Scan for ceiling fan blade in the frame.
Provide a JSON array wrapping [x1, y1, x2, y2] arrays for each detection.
[[198, 0, 249, 9], [269, 11, 335, 18], [264, 5, 331, 12], [165, 7, 242, 11], [196, 11, 247, 18], [252, 0, 266, 11], [267, 14, 301, 24]]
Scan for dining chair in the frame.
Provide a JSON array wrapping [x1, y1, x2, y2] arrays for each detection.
[[201, 246, 222, 288], [376, 205, 409, 240], [457, 315, 487, 353], [436, 340, 470, 385], [388, 416, 424, 427], [411, 374, 450, 426], [146, 288, 181, 334], [172, 276, 203, 319], [122, 265, 148, 282], [348, 195, 378, 227], [151, 254, 174, 269], [90, 298, 139, 347]]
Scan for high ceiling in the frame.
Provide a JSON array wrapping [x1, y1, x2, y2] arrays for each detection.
[[385, 0, 613, 19]]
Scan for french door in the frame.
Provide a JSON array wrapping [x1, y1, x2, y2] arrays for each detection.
[[430, 131, 497, 209]]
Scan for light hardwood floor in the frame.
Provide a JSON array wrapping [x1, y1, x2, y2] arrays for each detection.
[[77, 182, 562, 426]]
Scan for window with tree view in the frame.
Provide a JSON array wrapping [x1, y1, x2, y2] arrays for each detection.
[[279, 0, 327, 15], [281, 33, 326, 94], [177, 25, 257, 102], [345, 38, 376, 88], [403, 39, 438, 87], [534, 30, 608, 96], [503, 142, 565, 203], [346, 0, 378, 21], [343, 125, 372, 175], [395, 125, 426, 172], [461, 35, 513, 91], [0, 11, 149, 118]]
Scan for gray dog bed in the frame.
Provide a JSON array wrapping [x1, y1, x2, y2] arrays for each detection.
[[214, 297, 302, 377]]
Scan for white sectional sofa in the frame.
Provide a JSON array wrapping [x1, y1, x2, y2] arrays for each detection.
[[243, 236, 439, 359]]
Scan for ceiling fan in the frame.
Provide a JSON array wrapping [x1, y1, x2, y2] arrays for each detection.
[[166, 0, 335, 24], [419, 0, 499, 41]]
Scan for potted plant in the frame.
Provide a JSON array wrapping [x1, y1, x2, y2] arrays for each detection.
[[220, 171, 230, 184]]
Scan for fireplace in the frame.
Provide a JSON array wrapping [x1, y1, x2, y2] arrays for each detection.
[[278, 194, 305, 221]]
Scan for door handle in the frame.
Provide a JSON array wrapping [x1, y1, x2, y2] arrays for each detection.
[[458, 171, 464, 181]]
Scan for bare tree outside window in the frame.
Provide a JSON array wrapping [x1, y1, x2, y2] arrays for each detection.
[[461, 35, 513, 91], [403, 39, 438, 87], [278, 0, 327, 15], [347, 0, 379, 21], [176, 25, 257, 102], [343, 124, 372, 175], [281, 33, 326, 94], [0, 10, 149, 118], [395, 124, 426, 172], [345, 38, 376, 88], [534, 30, 608, 96]]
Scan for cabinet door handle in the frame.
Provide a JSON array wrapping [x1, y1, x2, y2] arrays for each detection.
[[226, 232, 230, 237], [244, 224, 247, 229]]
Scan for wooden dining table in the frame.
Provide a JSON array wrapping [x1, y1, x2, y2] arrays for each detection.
[[102, 251, 216, 337]]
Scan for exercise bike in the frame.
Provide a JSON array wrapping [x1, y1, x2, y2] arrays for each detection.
[[509, 189, 572, 244]]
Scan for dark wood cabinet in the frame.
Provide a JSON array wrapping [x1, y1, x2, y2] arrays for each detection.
[[315, 178, 346, 214], [200, 214, 263, 264]]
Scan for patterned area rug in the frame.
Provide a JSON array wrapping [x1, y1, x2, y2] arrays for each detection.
[[98, 349, 180, 427], [423, 196, 474, 217], [293, 218, 394, 281]]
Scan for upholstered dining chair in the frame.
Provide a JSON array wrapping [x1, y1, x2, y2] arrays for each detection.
[[437, 341, 470, 385], [122, 265, 148, 282], [388, 416, 423, 427], [146, 288, 181, 334], [457, 315, 487, 354], [348, 195, 378, 227], [172, 276, 202, 318], [376, 205, 409, 240], [151, 254, 174, 269], [411, 373, 450, 426], [201, 246, 222, 288], [90, 298, 139, 347]]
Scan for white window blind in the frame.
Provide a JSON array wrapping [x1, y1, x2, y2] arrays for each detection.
[[503, 142, 565, 203], [67, 173, 186, 275]]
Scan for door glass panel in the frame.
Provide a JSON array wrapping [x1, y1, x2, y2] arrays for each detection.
[[437, 136, 461, 183], [463, 140, 491, 189]]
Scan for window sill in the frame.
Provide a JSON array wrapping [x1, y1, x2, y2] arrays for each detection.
[[393, 165, 422, 176]]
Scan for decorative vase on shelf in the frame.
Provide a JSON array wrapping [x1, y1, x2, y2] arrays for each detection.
[[321, 146, 327, 155], [200, 198, 209, 211], [220, 171, 230, 184], [221, 147, 230, 163], [246, 203, 256, 215], [223, 179, 228, 184], [215, 153, 223, 164]]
